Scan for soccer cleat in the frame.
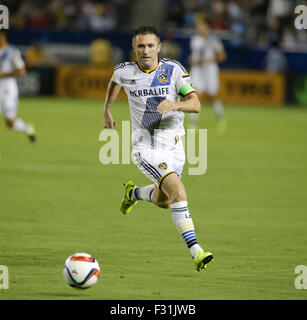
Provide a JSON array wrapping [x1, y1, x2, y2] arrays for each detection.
[[27, 123, 36, 142], [193, 249, 214, 272], [120, 180, 138, 215]]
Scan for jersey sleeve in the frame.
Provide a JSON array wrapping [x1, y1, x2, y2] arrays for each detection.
[[112, 62, 131, 85], [11, 50, 25, 70], [174, 63, 196, 97], [213, 38, 224, 53], [111, 67, 121, 85]]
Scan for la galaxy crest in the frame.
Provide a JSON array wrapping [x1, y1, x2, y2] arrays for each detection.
[[158, 162, 168, 170], [151, 63, 174, 87], [158, 73, 168, 84]]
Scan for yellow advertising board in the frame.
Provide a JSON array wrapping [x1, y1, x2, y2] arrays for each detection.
[[56, 66, 285, 105], [219, 71, 285, 106], [56, 65, 127, 100]]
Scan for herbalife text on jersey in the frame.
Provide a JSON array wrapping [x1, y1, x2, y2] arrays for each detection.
[[99, 121, 207, 176]]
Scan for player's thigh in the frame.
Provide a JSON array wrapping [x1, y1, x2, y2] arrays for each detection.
[[159, 171, 187, 203], [158, 139, 186, 201], [132, 148, 178, 187], [206, 72, 219, 96], [190, 68, 207, 92], [2, 95, 18, 120]]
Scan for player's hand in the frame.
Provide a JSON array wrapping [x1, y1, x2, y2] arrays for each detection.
[[103, 111, 116, 129], [16, 68, 26, 76], [201, 58, 215, 64], [189, 56, 201, 65], [157, 99, 178, 114], [0, 69, 26, 78]]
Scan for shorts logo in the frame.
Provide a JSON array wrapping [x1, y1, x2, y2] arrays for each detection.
[[158, 73, 168, 84], [158, 162, 168, 170]]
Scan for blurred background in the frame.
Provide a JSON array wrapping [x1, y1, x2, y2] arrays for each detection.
[[1, 0, 307, 105], [1, 1, 307, 300]]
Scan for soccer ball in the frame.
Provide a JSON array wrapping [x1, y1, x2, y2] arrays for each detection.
[[63, 252, 100, 289]]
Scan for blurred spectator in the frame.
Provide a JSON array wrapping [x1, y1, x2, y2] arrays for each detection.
[[25, 40, 46, 67], [165, 0, 185, 28], [7, 0, 122, 32], [266, 18, 282, 45], [281, 27, 297, 51], [265, 39, 287, 73], [88, 4, 117, 33], [89, 38, 112, 66], [227, 0, 243, 21], [159, 32, 182, 60], [296, 28, 307, 51], [74, 6, 89, 31], [266, 0, 293, 21], [2, 0, 305, 54], [28, 8, 51, 29], [249, 0, 270, 18], [25, 40, 58, 66]]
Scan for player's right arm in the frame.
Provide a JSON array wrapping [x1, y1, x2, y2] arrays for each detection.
[[0, 68, 26, 78], [103, 80, 121, 129], [0, 50, 26, 78]]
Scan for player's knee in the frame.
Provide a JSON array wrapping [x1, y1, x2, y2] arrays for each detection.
[[6, 118, 14, 129], [155, 200, 172, 209]]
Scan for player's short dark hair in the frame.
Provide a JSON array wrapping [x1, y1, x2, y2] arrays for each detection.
[[132, 26, 160, 42]]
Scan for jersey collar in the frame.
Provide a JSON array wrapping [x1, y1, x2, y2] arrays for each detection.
[[137, 62, 159, 74]]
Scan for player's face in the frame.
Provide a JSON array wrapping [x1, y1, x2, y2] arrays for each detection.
[[197, 23, 209, 37], [133, 34, 161, 70]]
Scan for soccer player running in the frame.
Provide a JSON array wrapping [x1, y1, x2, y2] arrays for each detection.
[[188, 17, 227, 134], [0, 30, 36, 141], [103, 26, 213, 271]]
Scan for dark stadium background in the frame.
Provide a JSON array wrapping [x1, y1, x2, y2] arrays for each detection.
[[1, 0, 307, 302], [2, 0, 307, 105]]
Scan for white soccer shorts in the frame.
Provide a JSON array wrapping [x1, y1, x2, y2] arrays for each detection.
[[190, 66, 219, 96], [132, 138, 185, 189]]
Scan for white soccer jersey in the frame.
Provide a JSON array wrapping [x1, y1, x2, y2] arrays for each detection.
[[190, 35, 224, 94], [190, 34, 223, 66], [0, 45, 25, 94], [112, 58, 195, 149]]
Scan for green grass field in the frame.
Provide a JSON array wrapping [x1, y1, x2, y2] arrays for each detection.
[[0, 97, 307, 300]]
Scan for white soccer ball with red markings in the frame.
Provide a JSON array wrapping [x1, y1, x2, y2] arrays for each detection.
[[63, 253, 100, 289]]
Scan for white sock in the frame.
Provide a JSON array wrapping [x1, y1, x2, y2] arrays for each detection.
[[213, 100, 225, 121], [12, 118, 30, 133], [170, 201, 203, 257], [131, 184, 154, 202]]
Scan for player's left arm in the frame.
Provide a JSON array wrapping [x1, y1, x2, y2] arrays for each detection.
[[157, 92, 200, 114], [201, 41, 227, 64], [0, 68, 26, 78], [215, 46, 227, 63]]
